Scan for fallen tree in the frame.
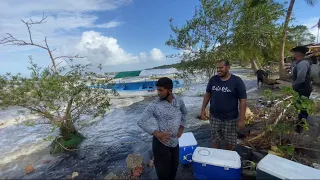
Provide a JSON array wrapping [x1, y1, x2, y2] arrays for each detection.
[[0, 15, 115, 154], [0, 59, 115, 154]]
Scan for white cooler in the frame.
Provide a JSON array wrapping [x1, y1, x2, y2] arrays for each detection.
[[256, 154, 320, 180], [192, 147, 241, 179], [178, 132, 198, 164]]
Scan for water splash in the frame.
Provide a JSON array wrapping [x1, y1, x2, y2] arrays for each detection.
[[0, 70, 257, 179]]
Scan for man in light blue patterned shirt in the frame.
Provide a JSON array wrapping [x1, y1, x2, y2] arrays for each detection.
[[137, 77, 187, 180]]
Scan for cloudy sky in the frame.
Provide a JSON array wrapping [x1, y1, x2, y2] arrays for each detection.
[[0, 0, 319, 75]]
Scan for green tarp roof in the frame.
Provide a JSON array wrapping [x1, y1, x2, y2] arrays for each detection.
[[114, 70, 142, 79]]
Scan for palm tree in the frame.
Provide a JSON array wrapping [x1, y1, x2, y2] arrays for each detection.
[[279, 0, 318, 80], [311, 18, 320, 43]]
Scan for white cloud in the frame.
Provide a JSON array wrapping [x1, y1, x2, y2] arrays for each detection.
[[95, 20, 122, 28], [0, 14, 121, 49], [303, 17, 320, 40], [0, 0, 132, 17], [139, 52, 147, 61], [75, 31, 140, 65], [0, 0, 168, 73], [0, 0, 128, 51], [150, 48, 165, 61], [64, 31, 166, 66]]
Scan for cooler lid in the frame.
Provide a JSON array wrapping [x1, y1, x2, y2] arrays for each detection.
[[257, 154, 320, 179], [192, 147, 241, 169], [178, 132, 198, 147]]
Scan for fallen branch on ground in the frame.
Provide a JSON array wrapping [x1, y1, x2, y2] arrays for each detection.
[[243, 139, 256, 150], [242, 101, 292, 144], [273, 102, 292, 126], [273, 96, 293, 107], [295, 147, 320, 153]]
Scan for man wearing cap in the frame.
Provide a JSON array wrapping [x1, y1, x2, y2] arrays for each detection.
[[290, 46, 313, 133]]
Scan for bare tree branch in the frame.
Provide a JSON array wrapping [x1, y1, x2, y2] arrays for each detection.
[[21, 13, 47, 44], [53, 54, 85, 61], [44, 37, 57, 72], [0, 12, 84, 73], [55, 61, 65, 68]]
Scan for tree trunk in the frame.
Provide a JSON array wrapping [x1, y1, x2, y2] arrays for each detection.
[[50, 119, 84, 154], [279, 0, 295, 80], [250, 59, 260, 72], [60, 120, 77, 140], [205, 67, 215, 80]]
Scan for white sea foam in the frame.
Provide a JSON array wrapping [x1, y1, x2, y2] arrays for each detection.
[[0, 70, 256, 172]]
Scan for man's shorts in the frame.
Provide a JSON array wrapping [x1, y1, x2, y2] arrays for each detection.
[[209, 116, 238, 148]]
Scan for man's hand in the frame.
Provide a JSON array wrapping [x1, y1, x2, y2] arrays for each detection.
[[238, 119, 245, 131], [177, 126, 184, 138], [153, 130, 171, 143], [238, 99, 247, 131], [200, 109, 206, 120]]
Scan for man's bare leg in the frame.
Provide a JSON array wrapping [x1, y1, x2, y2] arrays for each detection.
[[226, 144, 235, 151]]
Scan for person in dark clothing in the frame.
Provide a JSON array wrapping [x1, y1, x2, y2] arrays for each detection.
[[290, 46, 313, 133], [200, 60, 247, 150], [137, 77, 187, 180], [255, 69, 268, 89]]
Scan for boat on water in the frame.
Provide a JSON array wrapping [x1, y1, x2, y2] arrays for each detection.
[[89, 79, 184, 98]]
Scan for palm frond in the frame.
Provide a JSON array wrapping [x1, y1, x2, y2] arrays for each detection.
[[304, 0, 318, 6]]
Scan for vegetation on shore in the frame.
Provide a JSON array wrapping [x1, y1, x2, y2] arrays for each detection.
[[242, 86, 319, 168], [0, 0, 318, 160], [165, 0, 317, 80], [0, 15, 115, 154]]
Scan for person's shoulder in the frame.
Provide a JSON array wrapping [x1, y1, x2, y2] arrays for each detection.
[[210, 75, 219, 81], [300, 59, 311, 66], [148, 98, 160, 107], [231, 75, 246, 88], [296, 60, 310, 70], [231, 74, 244, 82], [173, 95, 184, 102]]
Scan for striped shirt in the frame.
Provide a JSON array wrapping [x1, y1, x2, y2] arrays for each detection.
[[137, 95, 187, 147]]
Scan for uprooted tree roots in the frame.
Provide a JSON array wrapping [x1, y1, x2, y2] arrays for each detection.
[[50, 132, 85, 154], [50, 123, 85, 154], [242, 87, 318, 165]]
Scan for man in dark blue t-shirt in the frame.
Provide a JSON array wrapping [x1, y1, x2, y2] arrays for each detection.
[[200, 60, 247, 150]]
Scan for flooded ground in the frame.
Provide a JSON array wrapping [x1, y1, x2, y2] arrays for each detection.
[[1, 69, 311, 179]]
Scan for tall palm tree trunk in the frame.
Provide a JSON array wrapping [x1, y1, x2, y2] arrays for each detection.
[[317, 27, 319, 43], [279, 0, 295, 80]]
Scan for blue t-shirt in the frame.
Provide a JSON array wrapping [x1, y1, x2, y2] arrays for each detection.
[[206, 74, 247, 120]]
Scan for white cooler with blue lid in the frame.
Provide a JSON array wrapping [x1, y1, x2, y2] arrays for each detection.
[[178, 132, 198, 164], [256, 154, 320, 180], [192, 147, 241, 179]]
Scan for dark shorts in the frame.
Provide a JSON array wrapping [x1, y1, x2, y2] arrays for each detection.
[[209, 116, 238, 148]]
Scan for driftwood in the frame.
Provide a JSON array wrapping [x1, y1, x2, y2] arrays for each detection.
[[273, 96, 293, 107], [242, 97, 293, 144], [273, 102, 292, 125]]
